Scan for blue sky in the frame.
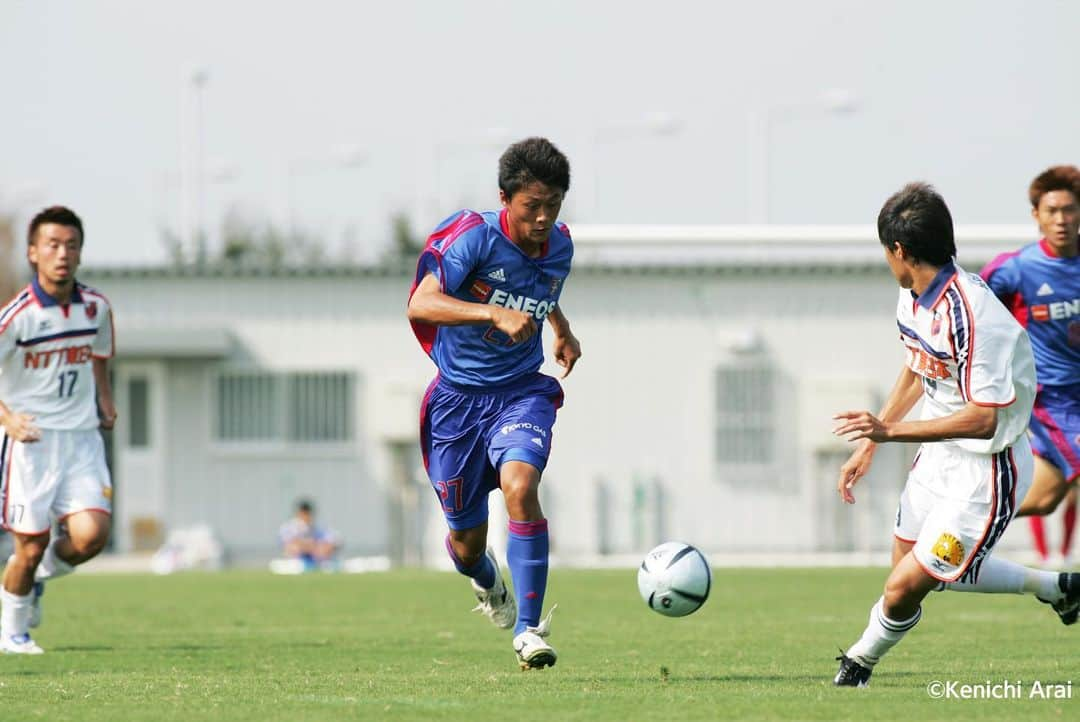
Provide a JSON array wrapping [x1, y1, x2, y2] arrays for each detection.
[[2, 0, 1077, 265]]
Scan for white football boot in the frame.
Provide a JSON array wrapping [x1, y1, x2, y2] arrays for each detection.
[[470, 548, 516, 629], [1, 633, 44, 655], [513, 604, 558, 670]]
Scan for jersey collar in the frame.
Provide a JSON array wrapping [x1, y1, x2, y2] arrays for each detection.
[[31, 276, 83, 307], [911, 260, 957, 310]]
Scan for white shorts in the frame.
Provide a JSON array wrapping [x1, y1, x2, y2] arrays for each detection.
[[895, 437, 1033, 583], [0, 429, 113, 535]]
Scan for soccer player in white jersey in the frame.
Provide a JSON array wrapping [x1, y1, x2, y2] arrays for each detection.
[[0, 206, 116, 654], [831, 183, 1079, 687]]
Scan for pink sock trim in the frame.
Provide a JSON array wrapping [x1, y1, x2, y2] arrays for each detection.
[[508, 519, 548, 536]]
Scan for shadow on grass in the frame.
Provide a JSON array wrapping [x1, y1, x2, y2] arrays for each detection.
[[50, 645, 115, 652]]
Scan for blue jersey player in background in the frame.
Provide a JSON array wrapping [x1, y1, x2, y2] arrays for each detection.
[[981, 165, 1080, 567], [407, 137, 581, 669]]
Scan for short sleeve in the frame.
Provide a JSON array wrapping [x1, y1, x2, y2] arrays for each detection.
[[92, 307, 114, 359], [979, 252, 1020, 302], [435, 231, 487, 295], [964, 316, 1020, 406]]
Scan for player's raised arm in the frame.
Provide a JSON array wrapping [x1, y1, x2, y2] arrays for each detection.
[[546, 306, 580, 378], [408, 272, 536, 343]]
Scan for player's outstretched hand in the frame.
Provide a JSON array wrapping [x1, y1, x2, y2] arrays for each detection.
[[491, 307, 537, 344], [0, 412, 41, 443], [553, 330, 581, 378], [835, 438, 876, 504], [832, 410, 891, 443]]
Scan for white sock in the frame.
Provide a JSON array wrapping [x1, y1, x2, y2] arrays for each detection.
[[940, 557, 1059, 598], [34, 543, 75, 582], [0, 588, 33, 639], [845, 597, 922, 669]]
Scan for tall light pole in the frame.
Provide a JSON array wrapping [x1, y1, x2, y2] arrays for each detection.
[[179, 65, 210, 264], [591, 112, 683, 219], [746, 88, 859, 223]]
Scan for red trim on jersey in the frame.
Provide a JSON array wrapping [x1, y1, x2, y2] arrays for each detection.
[[1039, 238, 1062, 258], [80, 289, 115, 359], [926, 272, 958, 310], [0, 299, 33, 335], [893, 534, 917, 544]]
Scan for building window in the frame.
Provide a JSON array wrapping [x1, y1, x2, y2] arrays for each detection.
[[216, 371, 354, 443], [128, 377, 150, 448], [715, 358, 776, 470]]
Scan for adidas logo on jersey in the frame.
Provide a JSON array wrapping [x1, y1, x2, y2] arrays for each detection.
[[531, 437, 544, 448], [1037, 282, 1055, 297], [487, 268, 507, 282]]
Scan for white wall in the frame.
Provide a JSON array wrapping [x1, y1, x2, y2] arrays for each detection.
[[85, 266, 1038, 561]]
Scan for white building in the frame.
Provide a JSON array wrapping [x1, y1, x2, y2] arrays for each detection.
[[78, 224, 1048, 564]]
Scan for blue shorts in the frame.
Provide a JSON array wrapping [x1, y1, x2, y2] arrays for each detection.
[[420, 373, 564, 530], [1029, 384, 1080, 483]]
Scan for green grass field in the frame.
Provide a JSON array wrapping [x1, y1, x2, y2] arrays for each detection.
[[0, 567, 1074, 721]]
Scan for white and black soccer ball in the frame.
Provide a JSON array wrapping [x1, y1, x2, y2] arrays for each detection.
[[637, 541, 711, 617]]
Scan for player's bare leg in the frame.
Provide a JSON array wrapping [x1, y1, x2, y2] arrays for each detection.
[[501, 460, 556, 670], [447, 522, 516, 630], [1, 531, 49, 654], [1016, 456, 1069, 517], [30, 510, 111, 629]]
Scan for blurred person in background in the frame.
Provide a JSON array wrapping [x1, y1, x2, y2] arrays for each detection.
[[0, 206, 116, 654], [831, 183, 1078, 687], [278, 498, 341, 572], [407, 137, 581, 670], [980, 165, 1080, 569]]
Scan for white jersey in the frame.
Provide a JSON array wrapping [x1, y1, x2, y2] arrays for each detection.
[[895, 261, 1036, 454], [0, 279, 114, 430]]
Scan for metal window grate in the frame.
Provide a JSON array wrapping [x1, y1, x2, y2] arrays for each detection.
[[216, 371, 354, 443], [715, 361, 776, 466]]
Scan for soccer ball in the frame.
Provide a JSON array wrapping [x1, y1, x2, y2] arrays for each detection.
[[637, 541, 711, 617]]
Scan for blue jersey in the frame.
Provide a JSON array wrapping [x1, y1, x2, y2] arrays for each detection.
[[981, 239, 1080, 388], [410, 209, 573, 387]]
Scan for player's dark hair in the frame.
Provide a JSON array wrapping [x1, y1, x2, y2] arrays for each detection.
[[877, 182, 955, 266], [1028, 165, 1080, 208], [27, 205, 84, 246], [498, 137, 570, 198], [297, 499, 314, 513]]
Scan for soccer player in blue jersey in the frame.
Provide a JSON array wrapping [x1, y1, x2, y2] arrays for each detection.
[[981, 166, 1080, 566], [407, 137, 581, 669]]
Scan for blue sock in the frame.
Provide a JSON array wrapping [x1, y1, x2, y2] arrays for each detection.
[[445, 535, 496, 590], [506, 519, 549, 634]]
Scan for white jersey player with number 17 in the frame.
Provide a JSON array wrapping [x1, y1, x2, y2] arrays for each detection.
[[0, 206, 117, 655]]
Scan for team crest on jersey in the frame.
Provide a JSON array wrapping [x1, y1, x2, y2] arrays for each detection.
[[931, 532, 965, 566], [930, 313, 941, 335], [85, 301, 98, 320], [469, 279, 492, 301], [103, 486, 113, 500], [549, 276, 562, 295]]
